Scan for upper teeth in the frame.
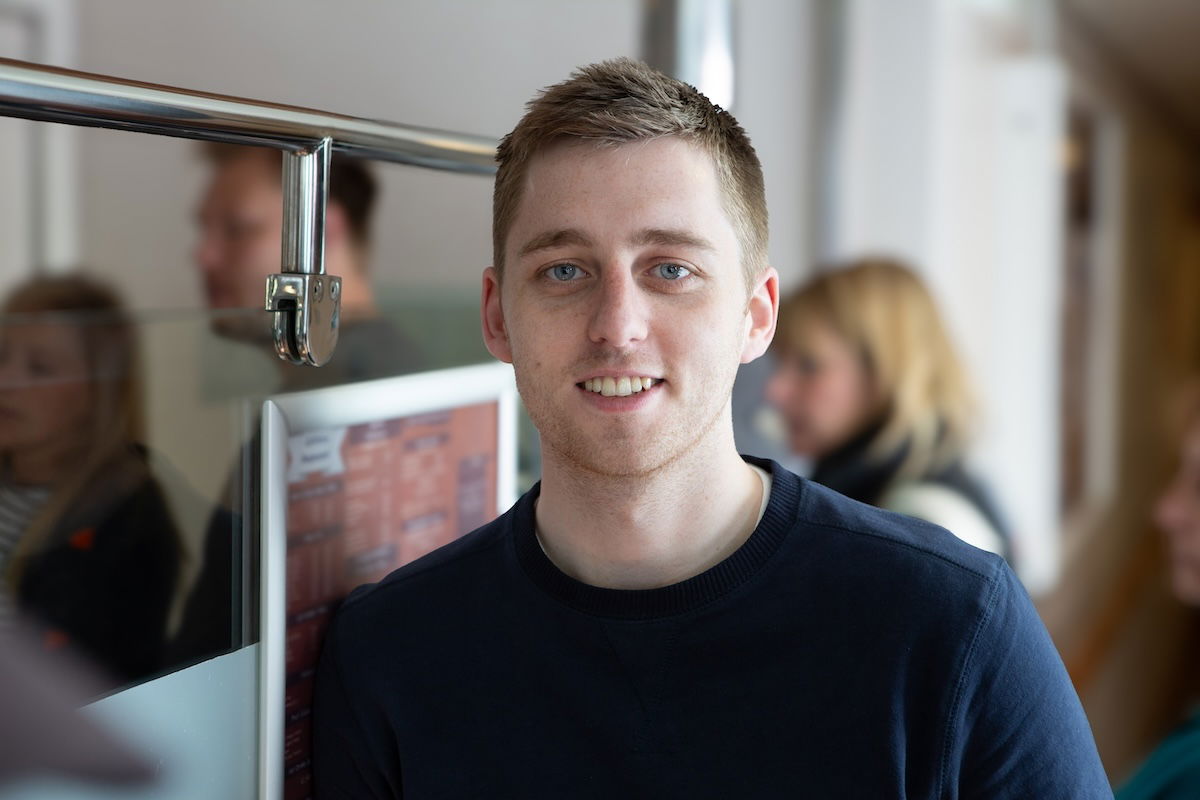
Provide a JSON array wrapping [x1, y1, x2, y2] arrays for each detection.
[[583, 376, 655, 397]]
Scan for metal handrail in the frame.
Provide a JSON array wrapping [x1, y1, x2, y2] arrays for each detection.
[[0, 57, 497, 174], [0, 57, 499, 365]]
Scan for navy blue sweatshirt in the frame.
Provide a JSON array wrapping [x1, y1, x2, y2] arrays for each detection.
[[313, 458, 1110, 798]]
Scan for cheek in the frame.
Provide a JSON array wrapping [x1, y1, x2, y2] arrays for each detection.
[[764, 369, 795, 409], [248, 237, 282, 275], [40, 382, 92, 430], [808, 372, 856, 416], [834, 368, 877, 420]]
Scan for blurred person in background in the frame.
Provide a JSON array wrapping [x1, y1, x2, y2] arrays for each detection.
[[169, 145, 422, 667], [766, 257, 1012, 561], [1116, 384, 1200, 798], [191, 142, 421, 390], [0, 273, 182, 689]]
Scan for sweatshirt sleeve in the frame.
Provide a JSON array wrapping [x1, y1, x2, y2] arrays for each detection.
[[944, 561, 1113, 799], [312, 614, 402, 799]]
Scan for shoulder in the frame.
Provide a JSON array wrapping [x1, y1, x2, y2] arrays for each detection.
[[768, 463, 1018, 646], [773, 467, 1107, 793], [880, 481, 1007, 556], [791, 469, 1003, 585], [741, 460, 1014, 653]]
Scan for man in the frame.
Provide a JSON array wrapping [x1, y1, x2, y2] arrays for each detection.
[[313, 59, 1111, 797], [168, 146, 420, 667]]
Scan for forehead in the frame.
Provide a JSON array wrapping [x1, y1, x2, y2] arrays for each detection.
[[509, 137, 731, 243], [525, 136, 718, 197], [203, 155, 281, 206]]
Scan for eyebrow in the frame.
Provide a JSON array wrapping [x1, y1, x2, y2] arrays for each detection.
[[517, 227, 716, 258], [632, 228, 716, 252], [517, 229, 593, 258]]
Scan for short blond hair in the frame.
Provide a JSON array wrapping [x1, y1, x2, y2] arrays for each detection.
[[774, 257, 975, 478], [493, 58, 768, 289]]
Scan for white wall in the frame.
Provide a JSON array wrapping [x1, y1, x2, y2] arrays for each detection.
[[736, 0, 813, 288]]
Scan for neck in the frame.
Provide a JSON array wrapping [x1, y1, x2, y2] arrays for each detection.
[[534, 423, 762, 590]]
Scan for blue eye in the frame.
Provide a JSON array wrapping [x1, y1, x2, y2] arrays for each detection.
[[549, 264, 581, 281], [656, 263, 691, 280]]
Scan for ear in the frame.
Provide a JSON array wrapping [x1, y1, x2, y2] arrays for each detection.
[[741, 266, 779, 363], [481, 267, 513, 363]]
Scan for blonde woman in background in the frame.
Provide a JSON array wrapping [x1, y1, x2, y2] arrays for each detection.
[[766, 257, 1011, 561], [0, 274, 182, 688]]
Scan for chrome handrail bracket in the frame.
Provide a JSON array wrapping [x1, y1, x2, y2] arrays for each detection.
[[266, 138, 339, 366]]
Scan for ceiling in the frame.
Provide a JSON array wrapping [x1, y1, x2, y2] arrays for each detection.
[[1063, 0, 1200, 136]]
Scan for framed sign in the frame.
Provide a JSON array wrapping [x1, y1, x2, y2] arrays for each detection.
[[259, 362, 518, 799]]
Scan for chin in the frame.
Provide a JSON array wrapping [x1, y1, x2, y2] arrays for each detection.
[[545, 426, 689, 479], [577, 454, 671, 479]]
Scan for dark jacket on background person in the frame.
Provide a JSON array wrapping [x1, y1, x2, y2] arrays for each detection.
[[16, 447, 182, 689]]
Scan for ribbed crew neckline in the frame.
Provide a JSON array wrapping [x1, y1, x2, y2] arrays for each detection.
[[512, 457, 801, 620]]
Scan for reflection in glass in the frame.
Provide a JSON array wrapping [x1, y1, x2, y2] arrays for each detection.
[[167, 146, 438, 669], [0, 273, 182, 692]]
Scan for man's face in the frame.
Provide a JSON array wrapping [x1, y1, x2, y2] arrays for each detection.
[[193, 154, 282, 334], [0, 320, 93, 460], [483, 137, 776, 477]]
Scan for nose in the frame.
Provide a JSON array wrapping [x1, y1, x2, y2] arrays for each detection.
[[587, 269, 648, 349]]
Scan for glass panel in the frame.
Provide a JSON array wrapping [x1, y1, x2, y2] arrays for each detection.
[[0, 120, 529, 709], [0, 302, 259, 698], [0, 289, 524, 701]]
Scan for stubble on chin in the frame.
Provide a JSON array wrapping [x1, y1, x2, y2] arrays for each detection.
[[516, 370, 732, 481]]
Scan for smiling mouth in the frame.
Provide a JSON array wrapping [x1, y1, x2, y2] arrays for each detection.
[[578, 376, 661, 397]]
